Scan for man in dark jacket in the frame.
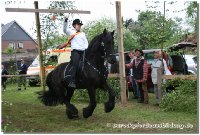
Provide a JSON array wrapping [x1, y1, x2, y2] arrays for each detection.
[[126, 49, 149, 104], [1, 65, 9, 91], [18, 59, 27, 91]]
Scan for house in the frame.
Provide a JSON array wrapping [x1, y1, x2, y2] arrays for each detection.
[[1, 20, 38, 66]]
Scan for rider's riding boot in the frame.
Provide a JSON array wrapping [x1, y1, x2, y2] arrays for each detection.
[[68, 81, 76, 88]]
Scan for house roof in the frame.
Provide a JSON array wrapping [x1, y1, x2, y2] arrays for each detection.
[[1, 20, 37, 45], [1, 21, 15, 36]]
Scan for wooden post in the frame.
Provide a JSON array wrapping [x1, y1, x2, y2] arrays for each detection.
[[197, 4, 199, 89], [34, 1, 45, 91], [157, 68, 163, 101], [116, 1, 127, 105], [5, 8, 91, 14], [197, 4, 199, 71]]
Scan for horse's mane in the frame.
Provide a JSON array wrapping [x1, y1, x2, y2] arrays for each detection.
[[86, 33, 103, 56]]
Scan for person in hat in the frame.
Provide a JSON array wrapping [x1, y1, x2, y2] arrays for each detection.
[[126, 49, 149, 104], [18, 59, 27, 91], [58, 18, 89, 88]]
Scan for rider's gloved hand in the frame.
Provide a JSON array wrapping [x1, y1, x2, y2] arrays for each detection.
[[64, 18, 68, 22]]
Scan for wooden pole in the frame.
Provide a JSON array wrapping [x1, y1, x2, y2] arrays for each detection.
[[157, 68, 163, 100], [197, 3, 199, 95], [116, 1, 127, 105], [1, 74, 39, 77], [34, 1, 45, 91], [162, 75, 197, 80], [5, 8, 91, 14]]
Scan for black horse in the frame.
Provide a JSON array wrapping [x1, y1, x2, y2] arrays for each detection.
[[39, 29, 116, 119]]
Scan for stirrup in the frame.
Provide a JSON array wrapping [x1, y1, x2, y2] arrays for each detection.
[[68, 81, 76, 88], [64, 75, 71, 79]]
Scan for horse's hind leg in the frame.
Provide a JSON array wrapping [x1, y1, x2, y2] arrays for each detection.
[[103, 82, 115, 113], [83, 87, 96, 118], [64, 88, 78, 119]]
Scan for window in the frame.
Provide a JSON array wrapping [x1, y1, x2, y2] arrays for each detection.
[[18, 42, 23, 49], [8, 42, 15, 49]]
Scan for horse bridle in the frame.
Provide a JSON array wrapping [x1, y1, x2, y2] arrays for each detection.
[[83, 39, 114, 78], [100, 41, 115, 61]]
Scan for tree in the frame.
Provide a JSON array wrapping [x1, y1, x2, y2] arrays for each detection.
[[4, 47, 14, 59], [83, 17, 139, 51], [185, 1, 198, 33], [130, 10, 183, 49]]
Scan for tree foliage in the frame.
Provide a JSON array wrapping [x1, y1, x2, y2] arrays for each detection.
[[161, 79, 197, 114], [127, 10, 183, 49], [185, 1, 198, 33], [4, 47, 14, 57], [82, 17, 116, 42], [82, 17, 139, 51]]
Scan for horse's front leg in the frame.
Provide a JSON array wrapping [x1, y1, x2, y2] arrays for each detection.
[[102, 82, 115, 113], [64, 88, 79, 119], [83, 87, 96, 118]]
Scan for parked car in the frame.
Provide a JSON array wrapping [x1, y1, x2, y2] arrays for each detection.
[[183, 55, 197, 75]]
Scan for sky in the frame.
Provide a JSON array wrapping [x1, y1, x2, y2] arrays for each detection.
[[0, 0, 190, 39]]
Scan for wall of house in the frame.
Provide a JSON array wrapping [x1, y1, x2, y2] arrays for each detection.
[[1, 40, 37, 52]]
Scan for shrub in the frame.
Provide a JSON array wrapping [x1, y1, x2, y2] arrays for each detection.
[[160, 79, 197, 114], [72, 78, 120, 103], [72, 89, 108, 103]]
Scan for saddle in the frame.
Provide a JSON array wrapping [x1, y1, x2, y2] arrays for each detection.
[[63, 57, 85, 86]]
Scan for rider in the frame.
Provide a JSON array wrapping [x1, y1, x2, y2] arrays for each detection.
[[58, 18, 89, 88]]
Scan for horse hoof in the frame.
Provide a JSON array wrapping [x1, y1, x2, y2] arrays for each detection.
[[67, 113, 79, 119], [104, 102, 115, 113], [66, 104, 78, 119], [83, 108, 92, 118]]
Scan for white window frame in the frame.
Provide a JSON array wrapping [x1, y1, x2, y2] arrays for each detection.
[[8, 42, 15, 49], [18, 42, 23, 49]]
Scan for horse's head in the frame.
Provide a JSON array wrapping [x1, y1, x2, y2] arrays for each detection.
[[101, 29, 116, 64]]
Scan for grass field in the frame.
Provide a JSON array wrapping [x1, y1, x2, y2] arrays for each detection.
[[1, 84, 198, 133]]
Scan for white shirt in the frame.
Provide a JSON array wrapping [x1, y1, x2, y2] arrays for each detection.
[[151, 59, 171, 84], [63, 22, 88, 51], [129, 58, 135, 76]]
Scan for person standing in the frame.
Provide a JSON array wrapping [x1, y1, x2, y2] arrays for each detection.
[[1, 65, 9, 91], [18, 59, 27, 91], [128, 51, 138, 99], [126, 49, 149, 104], [58, 18, 88, 88], [151, 51, 171, 106]]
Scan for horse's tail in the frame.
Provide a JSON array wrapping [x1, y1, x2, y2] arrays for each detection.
[[38, 71, 64, 106]]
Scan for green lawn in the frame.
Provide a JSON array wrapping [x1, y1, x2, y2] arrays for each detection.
[[1, 84, 198, 133]]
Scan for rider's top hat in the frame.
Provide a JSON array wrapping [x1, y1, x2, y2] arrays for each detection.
[[72, 19, 83, 26]]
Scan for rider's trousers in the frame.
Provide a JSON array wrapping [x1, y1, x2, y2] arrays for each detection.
[[70, 49, 84, 82]]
